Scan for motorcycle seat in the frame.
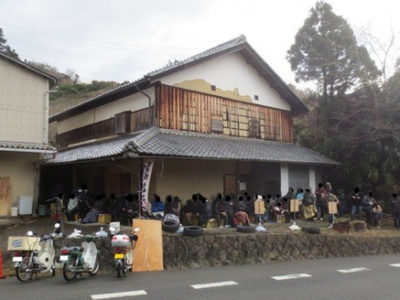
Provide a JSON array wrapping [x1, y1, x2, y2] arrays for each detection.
[[68, 246, 84, 252]]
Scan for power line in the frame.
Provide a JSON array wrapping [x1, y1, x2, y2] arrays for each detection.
[[2, 22, 202, 53]]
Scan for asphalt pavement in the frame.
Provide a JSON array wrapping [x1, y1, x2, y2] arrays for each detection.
[[1, 254, 400, 300]]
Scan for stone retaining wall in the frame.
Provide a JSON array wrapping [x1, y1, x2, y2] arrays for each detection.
[[162, 233, 400, 270]]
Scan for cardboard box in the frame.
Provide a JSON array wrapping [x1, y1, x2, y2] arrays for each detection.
[[98, 214, 111, 224], [328, 202, 338, 214], [290, 199, 300, 212], [8, 236, 40, 251]]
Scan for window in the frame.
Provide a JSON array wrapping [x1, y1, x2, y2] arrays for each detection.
[[248, 118, 261, 138], [211, 115, 223, 133], [254, 95, 259, 100], [211, 85, 216, 91]]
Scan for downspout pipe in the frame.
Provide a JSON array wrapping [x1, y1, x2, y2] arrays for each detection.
[[133, 83, 153, 126]]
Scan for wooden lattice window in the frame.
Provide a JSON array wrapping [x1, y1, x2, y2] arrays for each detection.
[[211, 115, 223, 133], [249, 118, 261, 138]]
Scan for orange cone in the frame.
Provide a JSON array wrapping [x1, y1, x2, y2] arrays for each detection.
[[0, 249, 5, 279]]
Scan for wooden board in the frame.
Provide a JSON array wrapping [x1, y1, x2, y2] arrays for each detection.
[[328, 202, 338, 214], [0, 177, 11, 216], [254, 199, 265, 214], [132, 219, 163, 272], [290, 199, 300, 212]]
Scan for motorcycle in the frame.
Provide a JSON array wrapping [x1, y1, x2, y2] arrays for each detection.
[[59, 234, 100, 281], [12, 223, 62, 282], [110, 223, 139, 278]]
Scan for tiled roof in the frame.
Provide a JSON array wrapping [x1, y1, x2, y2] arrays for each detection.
[[45, 128, 338, 166], [44, 135, 139, 164], [0, 141, 55, 153]]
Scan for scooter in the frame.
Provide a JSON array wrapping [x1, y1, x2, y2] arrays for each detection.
[[110, 223, 139, 278], [60, 234, 100, 281], [12, 223, 62, 282]]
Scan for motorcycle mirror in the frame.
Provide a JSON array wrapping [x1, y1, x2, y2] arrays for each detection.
[[134, 228, 140, 232], [27, 231, 34, 236], [54, 223, 61, 229]]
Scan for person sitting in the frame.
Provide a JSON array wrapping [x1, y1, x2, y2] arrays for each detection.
[[183, 198, 195, 225], [121, 194, 139, 225], [234, 196, 251, 226], [164, 195, 174, 215], [164, 196, 182, 224], [81, 194, 103, 223], [225, 194, 235, 227], [302, 188, 316, 220], [151, 194, 165, 218], [198, 194, 212, 227], [214, 193, 228, 227], [246, 195, 255, 223], [66, 193, 79, 221]]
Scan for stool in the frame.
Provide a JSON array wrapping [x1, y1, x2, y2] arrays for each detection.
[[206, 218, 218, 228], [98, 214, 111, 224]]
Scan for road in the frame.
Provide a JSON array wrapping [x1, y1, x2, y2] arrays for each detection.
[[1, 254, 400, 300]]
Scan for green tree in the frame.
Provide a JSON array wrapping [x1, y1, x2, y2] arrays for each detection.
[[0, 28, 19, 59], [287, 1, 378, 103]]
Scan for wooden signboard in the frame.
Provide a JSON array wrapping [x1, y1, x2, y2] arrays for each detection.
[[132, 219, 163, 272], [254, 199, 265, 215], [290, 199, 300, 212], [0, 177, 11, 216], [328, 202, 338, 214]]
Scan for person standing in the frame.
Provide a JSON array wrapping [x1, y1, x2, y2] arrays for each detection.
[[390, 193, 400, 228], [351, 187, 363, 220], [302, 188, 316, 220], [315, 182, 326, 221]]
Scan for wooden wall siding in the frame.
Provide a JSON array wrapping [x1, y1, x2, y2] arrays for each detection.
[[159, 85, 293, 142], [56, 107, 153, 149], [130, 107, 152, 132], [57, 118, 115, 149]]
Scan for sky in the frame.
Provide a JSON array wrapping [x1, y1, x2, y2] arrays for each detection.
[[0, 0, 399, 86]]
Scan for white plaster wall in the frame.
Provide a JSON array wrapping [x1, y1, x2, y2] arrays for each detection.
[[0, 57, 49, 144], [160, 52, 291, 111], [56, 87, 155, 134]]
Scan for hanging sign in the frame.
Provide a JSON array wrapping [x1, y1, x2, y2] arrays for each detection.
[[141, 160, 154, 214]]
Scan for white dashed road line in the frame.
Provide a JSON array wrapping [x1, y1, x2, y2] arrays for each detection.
[[191, 281, 238, 289], [390, 263, 400, 267], [337, 267, 370, 273], [91, 290, 147, 299], [272, 273, 312, 281]]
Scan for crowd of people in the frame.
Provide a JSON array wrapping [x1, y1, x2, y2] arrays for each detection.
[[55, 182, 400, 229]]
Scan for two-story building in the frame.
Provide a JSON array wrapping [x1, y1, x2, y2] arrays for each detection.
[[44, 36, 338, 208], [0, 52, 56, 216]]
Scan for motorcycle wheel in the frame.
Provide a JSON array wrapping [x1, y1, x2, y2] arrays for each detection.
[[88, 256, 100, 276], [16, 257, 32, 282], [63, 257, 77, 281], [116, 260, 123, 278]]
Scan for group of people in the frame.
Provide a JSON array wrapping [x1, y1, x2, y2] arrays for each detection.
[[60, 184, 141, 225], [56, 182, 394, 229]]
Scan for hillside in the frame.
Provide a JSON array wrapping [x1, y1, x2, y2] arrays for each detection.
[[49, 80, 120, 115]]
